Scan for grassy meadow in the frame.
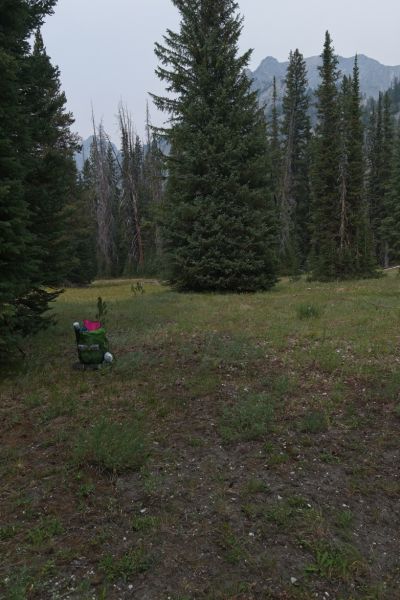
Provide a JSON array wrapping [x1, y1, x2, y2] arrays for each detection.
[[1, 274, 400, 599]]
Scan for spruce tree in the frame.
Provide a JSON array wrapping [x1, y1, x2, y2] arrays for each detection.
[[338, 58, 375, 276], [380, 93, 395, 267], [384, 120, 400, 265], [153, 0, 277, 292], [0, 0, 58, 357], [279, 49, 311, 274], [310, 32, 342, 280], [367, 92, 395, 267], [23, 30, 81, 286]]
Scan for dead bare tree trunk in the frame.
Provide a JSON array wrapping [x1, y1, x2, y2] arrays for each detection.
[[118, 104, 144, 270], [146, 102, 164, 259], [90, 115, 118, 276]]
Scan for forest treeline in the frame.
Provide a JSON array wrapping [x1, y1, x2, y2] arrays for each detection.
[[1, 0, 400, 355]]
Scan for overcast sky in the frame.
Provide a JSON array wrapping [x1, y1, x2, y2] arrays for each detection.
[[43, 0, 400, 143]]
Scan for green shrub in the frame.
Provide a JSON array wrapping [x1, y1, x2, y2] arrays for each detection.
[[298, 410, 330, 434], [296, 303, 322, 319], [220, 393, 274, 442], [74, 418, 148, 474]]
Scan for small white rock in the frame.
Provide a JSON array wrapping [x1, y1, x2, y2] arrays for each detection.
[[290, 577, 298, 584]]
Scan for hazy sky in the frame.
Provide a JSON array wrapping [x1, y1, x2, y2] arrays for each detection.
[[43, 0, 400, 142]]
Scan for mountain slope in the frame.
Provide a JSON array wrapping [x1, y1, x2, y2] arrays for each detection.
[[249, 54, 400, 109]]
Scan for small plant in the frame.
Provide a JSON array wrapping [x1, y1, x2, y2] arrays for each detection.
[[218, 523, 247, 565], [335, 509, 354, 530], [219, 393, 274, 443], [298, 410, 330, 434], [305, 540, 365, 581], [99, 548, 152, 582], [296, 303, 322, 320], [78, 481, 95, 499], [265, 503, 294, 528], [243, 478, 269, 495], [95, 296, 108, 324], [0, 524, 19, 541], [131, 514, 159, 532], [27, 516, 63, 547], [74, 417, 148, 474], [3, 568, 32, 600], [131, 281, 145, 296]]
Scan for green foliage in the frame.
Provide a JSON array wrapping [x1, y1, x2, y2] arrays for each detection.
[[3, 567, 32, 600], [0, 524, 20, 541], [74, 417, 148, 474], [296, 303, 322, 319], [220, 393, 274, 442], [95, 296, 108, 324], [278, 49, 311, 274], [218, 523, 247, 565], [243, 479, 269, 495], [131, 514, 159, 532], [310, 32, 342, 280], [99, 548, 152, 582], [27, 516, 63, 547], [131, 281, 145, 296], [153, 0, 277, 292], [305, 541, 365, 581], [335, 509, 354, 530], [0, 4, 89, 360], [298, 410, 330, 434]]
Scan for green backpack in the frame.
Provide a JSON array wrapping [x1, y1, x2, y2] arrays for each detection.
[[75, 328, 109, 365]]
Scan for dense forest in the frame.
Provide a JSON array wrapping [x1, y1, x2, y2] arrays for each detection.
[[2, 0, 400, 355]]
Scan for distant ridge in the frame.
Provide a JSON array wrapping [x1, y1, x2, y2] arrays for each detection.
[[248, 54, 400, 109]]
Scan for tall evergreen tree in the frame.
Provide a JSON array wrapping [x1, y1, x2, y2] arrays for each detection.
[[367, 92, 395, 266], [152, 0, 277, 292], [0, 0, 60, 357], [380, 93, 395, 267], [338, 58, 375, 275], [23, 30, 80, 286], [279, 49, 311, 274], [310, 32, 342, 280], [384, 120, 400, 265]]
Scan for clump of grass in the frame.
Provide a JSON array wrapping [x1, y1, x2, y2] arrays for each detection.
[[296, 303, 322, 320], [99, 548, 152, 582], [24, 392, 43, 409], [0, 524, 20, 541], [3, 568, 32, 600], [41, 391, 77, 423], [219, 393, 274, 442], [305, 540, 366, 581], [243, 478, 269, 495], [27, 517, 63, 547], [131, 514, 159, 532], [218, 523, 247, 565], [335, 509, 354, 530], [74, 418, 148, 474], [298, 410, 330, 434]]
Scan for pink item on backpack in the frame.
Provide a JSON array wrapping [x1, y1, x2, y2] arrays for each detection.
[[83, 320, 102, 331]]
